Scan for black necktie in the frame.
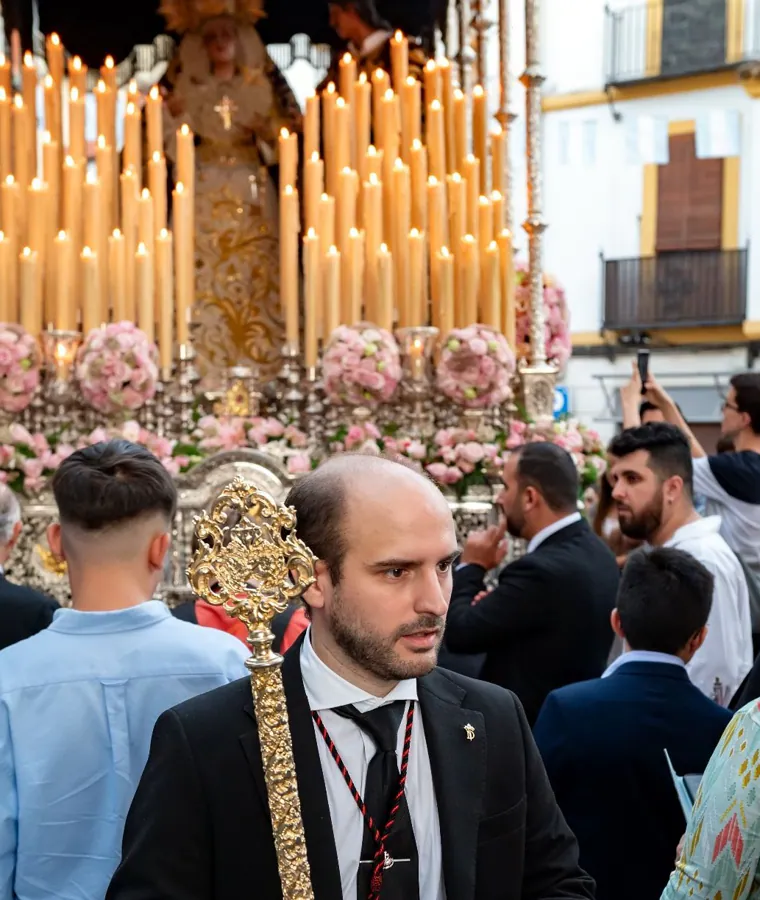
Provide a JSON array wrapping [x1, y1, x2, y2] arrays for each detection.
[[334, 701, 420, 899]]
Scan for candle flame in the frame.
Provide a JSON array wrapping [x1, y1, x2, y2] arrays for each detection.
[[465, 153, 476, 163], [321, 192, 330, 200], [326, 82, 336, 94], [342, 166, 353, 175], [372, 69, 387, 82], [51, 34, 61, 47], [96, 79, 106, 93], [280, 127, 290, 139], [57, 230, 66, 239], [411, 139, 422, 150], [427, 176, 439, 186], [136, 242, 147, 254], [64, 155, 75, 167], [180, 124, 190, 136], [336, 97, 345, 108], [425, 60, 437, 72], [451, 172, 462, 182], [489, 240, 499, 250], [23, 52, 33, 67], [175, 182, 185, 194], [5, 175, 14, 186], [367, 174, 379, 185], [283, 185, 294, 196], [86, 171, 98, 185], [383, 88, 394, 101], [491, 190, 503, 201], [310, 151, 320, 162], [380, 243, 389, 252], [342, 52, 353, 64], [31, 177, 42, 190], [0, 55, 4, 66], [358, 72, 367, 84], [349, 227, 359, 237], [72, 57, 82, 71], [406, 75, 416, 86], [307, 227, 317, 238], [440, 246, 450, 258], [454, 88, 464, 100], [70, 87, 79, 102], [149, 85, 159, 100], [112, 228, 122, 238], [367, 145, 378, 155], [128, 79, 137, 95], [394, 158, 404, 170], [410, 228, 420, 237], [500, 228, 512, 239], [394, 30, 403, 41], [21, 246, 32, 257], [479, 195, 490, 205], [327, 245, 339, 256], [141, 188, 150, 198], [0, 88, 5, 102], [97, 135, 107, 149], [126, 101, 135, 115], [152, 150, 162, 162], [160, 228, 169, 238], [492, 123, 503, 135], [463, 234, 476, 244], [82, 246, 94, 257], [430, 99, 442, 110], [473, 85, 485, 97], [440, 58, 450, 69], [0, 231, 4, 241], [43, 74, 53, 89], [105, 55, 114, 69], [13, 95, 23, 109]]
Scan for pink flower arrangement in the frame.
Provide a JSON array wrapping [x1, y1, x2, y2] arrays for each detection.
[[0, 326, 41, 414], [322, 325, 402, 407], [76, 322, 159, 416], [425, 428, 504, 492], [515, 262, 572, 371], [193, 415, 313, 475], [436, 325, 515, 409]]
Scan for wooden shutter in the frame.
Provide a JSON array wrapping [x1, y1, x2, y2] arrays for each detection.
[[656, 133, 723, 252]]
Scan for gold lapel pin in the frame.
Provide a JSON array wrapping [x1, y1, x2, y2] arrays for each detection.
[[464, 723, 475, 741]]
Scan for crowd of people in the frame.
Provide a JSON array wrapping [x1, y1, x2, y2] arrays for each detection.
[[0, 364, 760, 900]]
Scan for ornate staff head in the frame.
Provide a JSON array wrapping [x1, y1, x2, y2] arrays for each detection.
[[187, 476, 316, 666]]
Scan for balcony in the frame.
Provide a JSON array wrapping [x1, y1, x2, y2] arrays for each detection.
[[603, 249, 748, 331], [604, 0, 760, 85]]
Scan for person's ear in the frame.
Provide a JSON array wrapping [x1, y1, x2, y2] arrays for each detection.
[[47, 523, 63, 559], [303, 559, 331, 613], [664, 475, 683, 506], [686, 626, 708, 657], [522, 485, 538, 513], [610, 608, 625, 640], [148, 532, 171, 573]]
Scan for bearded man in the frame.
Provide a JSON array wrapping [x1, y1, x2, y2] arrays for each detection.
[[107, 454, 594, 900], [608, 423, 752, 705]]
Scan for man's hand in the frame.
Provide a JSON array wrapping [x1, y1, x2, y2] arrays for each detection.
[[460, 522, 508, 571], [643, 373, 675, 414], [620, 361, 643, 428], [471, 590, 490, 606]]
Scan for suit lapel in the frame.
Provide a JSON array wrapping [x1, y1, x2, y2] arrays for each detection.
[[419, 670, 486, 900], [239, 636, 342, 899]]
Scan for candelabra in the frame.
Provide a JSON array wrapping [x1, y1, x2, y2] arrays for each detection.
[[398, 326, 439, 438], [277, 343, 304, 424], [303, 366, 325, 443], [40, 329, 82, 430], [173, 343, 200, 434]]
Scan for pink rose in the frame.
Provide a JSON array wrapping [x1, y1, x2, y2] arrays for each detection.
[[425, 462, 449, 482], [444, 466, 464, 484], [10, 424, 34, 446], [469, 338, 488, 356], [287, 453, 312, 475], [458, 442, 485, 464], [264, 419, 285, 438], [0, 346, 15, 368], [406, 440, 427, 461]]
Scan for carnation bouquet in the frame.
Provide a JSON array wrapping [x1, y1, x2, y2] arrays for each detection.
[[436, 325, 515, 409], [76, 322, 159, 416], [0, 326, 41, 414], [507, 417, 606, 492], [194, 415, 313, 475], [322, 325, 402, 407], [515, 262, 572, 371], [425, 427, 505, 497]]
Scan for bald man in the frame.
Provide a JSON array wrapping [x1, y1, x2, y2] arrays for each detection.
[[0, 441, 248, 900], [107, 454, 594, 900]]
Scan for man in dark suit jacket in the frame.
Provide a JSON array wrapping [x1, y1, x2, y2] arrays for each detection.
[[534, 547, 732, 900], [445, 442, 619, 724], [0, 484, 59, 651], [107, 454, 593, 900]]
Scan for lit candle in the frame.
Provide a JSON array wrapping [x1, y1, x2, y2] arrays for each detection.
[[447, 173, 467, 254], [410, 140, 428, 233], [101, 55, 117, 93], [437, 246, 454, 336], [96, 136, 114, 235], [80, 246, 101, 334], [46, 35, 64, 87], [11, 95, 30, 191], [0, 231, 9, 321], [42, 131, 59, 200], [439, 58, 456, 174], [463, 154, 481, 239], [156, 228, 174, 378], [401, 76, 421, 164], [146, 86, 163, 159], [478, 194, 494, 254], [377, 242, 394, 332], [380, 89, 399, 160], [324, 245, 341, 339], [453, 89, 467, 172], [303, 228, 321, 369], [426, 175, 448, 259], [322, 83, 337, 196], [498, 228, 516, 348], [69, 87, 87, 164], [26, 179, 48, 274], [338, 55, 356, 168], [19, 247, 42, 336], [280, 184, 300, 350], [427, 99, 445, 183], [491, 189, 505, 233], [371, 69, 391, 142], [304, 93, 320, 161], [108, 228, 127, 322], [364, 144, 383, 182], [424, 60, 441, 105], [176, 124, 195, 196], [278, 127, 299, 194], [172, 182, 191, 345], [459, 234, 479, 326], [53, 230, 74, 330], [334, 99, 351, 188], [137, 188, 154, 254], [83, 173, 102, 257], [393, 160, 411, 327], [390, 30, 409, 90], [21, 52, 36, 172], [62, 156, 83, 260], [491, 124, 506, 197], [1, 176, 20, 312], [317, 192, 336, 258], [135, 242, 154, 342], [348, 227, 364, 325], [337, 166, 358, 255], [354, 74, 371, 169], [43, 74, 62, 151], [363, 174, 382, 321], [68, 56, 87, 96], [121, 168, 138, 320], [409, 227, 425, 326], [0, 55, 8, 97], [304, 152, 324, 232], [482, 240, 501, 331], [472, 86, 488, 193], [0, 89, 10, 183], [123, 101, 142, 188]]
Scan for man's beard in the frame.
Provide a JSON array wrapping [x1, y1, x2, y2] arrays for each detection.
[[328, 587, 445, 682], [617, 492, 664, 542], [505, 509, 525, 539]]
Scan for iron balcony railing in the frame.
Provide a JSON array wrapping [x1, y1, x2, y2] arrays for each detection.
[[604, 0, 760, 85], [603, 248, 748, 331]]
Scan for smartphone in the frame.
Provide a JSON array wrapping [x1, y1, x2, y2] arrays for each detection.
[[637, 350, 650, 395]]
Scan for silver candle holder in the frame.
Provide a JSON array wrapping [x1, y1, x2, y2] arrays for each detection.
[[397, 326, 439, 438], [41, 329, 82, 430]]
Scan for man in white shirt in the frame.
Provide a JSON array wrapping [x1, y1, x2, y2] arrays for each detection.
[[608, 423, 752, 704], [107, 454, 594, 900]]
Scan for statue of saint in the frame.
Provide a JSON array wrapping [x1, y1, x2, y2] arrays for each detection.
[[160, 0, 302, 385]]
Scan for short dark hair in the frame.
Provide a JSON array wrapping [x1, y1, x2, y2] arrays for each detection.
[[329, 0, 391, 29], [608, 423, 694, 498], [512, 442, 579, 513], [52, 440, 177, 531], [639, 400, 682, 419], [730, 372, 760, 434], [618, 547, 714, 653]]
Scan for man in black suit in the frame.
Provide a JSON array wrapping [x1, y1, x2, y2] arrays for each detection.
[[534, 547, 732, 900], [445, 442, 619, 724], [107, 454, 594, 900], [0, 484, 58, 651]]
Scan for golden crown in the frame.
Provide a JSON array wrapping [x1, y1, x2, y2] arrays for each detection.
[[159, 0, 266, 34]]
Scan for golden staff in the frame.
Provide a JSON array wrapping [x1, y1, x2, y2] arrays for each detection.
[[187, 476, 316, 899]]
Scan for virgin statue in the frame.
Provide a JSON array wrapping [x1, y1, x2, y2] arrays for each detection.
[[159, 0, 302, 385]]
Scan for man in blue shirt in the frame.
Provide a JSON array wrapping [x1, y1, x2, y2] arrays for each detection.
[[0, 440, 248, 900]]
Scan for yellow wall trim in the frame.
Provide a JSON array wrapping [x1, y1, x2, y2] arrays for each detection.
[[722, 156, 741, 250], [571, 331, 614, 347], [668, 119, 696, 136], [572, 324, 759, 347], [542, 70, 743, 113], [646, 0, 664, 77], [726, 0, 745, 64], [641, 163, 659, 257]]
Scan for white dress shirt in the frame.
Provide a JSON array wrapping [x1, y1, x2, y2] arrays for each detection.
[[301, 630, 445, 899], [526, 512, 582, 554], [603, 649, 687, 678], [664, 516, 753, 704]]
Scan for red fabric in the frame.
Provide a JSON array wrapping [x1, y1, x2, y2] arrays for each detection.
[[281, 608, 309, 653], [195, 600, 248, 645]]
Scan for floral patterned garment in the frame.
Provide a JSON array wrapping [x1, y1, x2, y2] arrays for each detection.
[[661, 700, 760, 899]]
